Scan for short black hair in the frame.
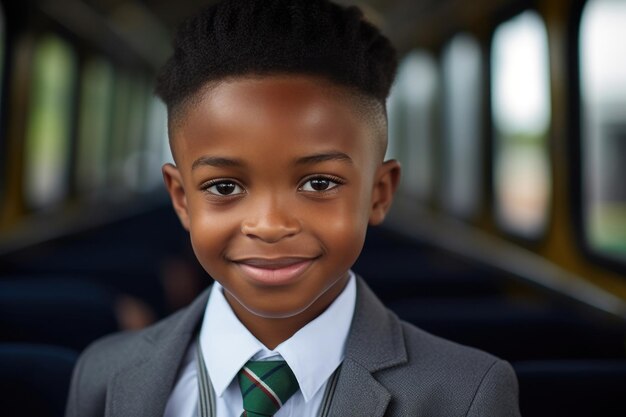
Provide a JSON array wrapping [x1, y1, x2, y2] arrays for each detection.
[[155, 0, 397, 121]]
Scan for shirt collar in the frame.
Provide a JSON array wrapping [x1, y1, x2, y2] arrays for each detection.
[[199, 271, 356, 402]]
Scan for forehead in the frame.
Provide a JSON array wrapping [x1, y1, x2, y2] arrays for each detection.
[[169, 75, 385, 163]]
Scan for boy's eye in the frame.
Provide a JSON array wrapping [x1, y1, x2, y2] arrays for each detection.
[[300, 177, 341, 192], [205, 181, 244, 196]]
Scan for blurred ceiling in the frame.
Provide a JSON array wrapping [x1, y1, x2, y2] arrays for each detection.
[[38, 0, 512, 68], [90, 0, 443, 33], [77, 0, 455, 50]]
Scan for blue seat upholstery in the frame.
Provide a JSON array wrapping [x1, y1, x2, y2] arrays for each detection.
[[354, 229, 505, 300], [0, 343, 78, 417], [515, 360, 626, 417], [0, 278, 119, 350], [388, 297, 626, 361]]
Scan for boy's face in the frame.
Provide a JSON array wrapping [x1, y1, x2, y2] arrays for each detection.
[[163, 75, 400, 325]]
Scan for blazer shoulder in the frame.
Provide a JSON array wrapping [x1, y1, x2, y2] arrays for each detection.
[[65, 301, 202, 417], [375, 319, 520, 416], [342, 279, 520, 416], [73, 286, 210, 378], [79, 304, 189, 368], [64, 329, 142, 417], [401, 319, 501, 367]]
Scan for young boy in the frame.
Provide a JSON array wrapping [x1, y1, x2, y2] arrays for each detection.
[[66, 0, 520, 416]]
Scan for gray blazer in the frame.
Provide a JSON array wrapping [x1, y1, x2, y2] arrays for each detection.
[[65, 277, 521, 416]]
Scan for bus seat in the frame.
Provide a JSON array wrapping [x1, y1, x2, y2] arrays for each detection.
[[0, 343, 78, 417], [0, 277, 119, 351], [514, 360, 626, 417], [388, 297, 626, 361]]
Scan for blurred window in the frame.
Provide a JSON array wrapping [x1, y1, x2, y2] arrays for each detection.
[[388, 50, 439, 200], [441, 33, 483, 218], [143, 95, 170, 190], [108, 70, 132, 191], [76, 57, 114, 197], [580, 0, 626, 261], [122, 75, 149, 191], [24, 34, 77, 210], [108, 73, 153, 193], [386, 78, 401, 162], [0, 4, 4, 111], [0, 5, 5, 205], [491, 11, 552, 238]]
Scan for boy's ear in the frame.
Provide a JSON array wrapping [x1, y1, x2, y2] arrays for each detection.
[[369, 160, 401, 225], [162, 163, 190, 231]]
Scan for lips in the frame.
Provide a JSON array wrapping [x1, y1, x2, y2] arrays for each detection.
[[231, 256, 317, 285]]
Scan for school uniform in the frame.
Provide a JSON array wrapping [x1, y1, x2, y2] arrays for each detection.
[[163, 272, 357, 417], [65, 273, 521, 417]]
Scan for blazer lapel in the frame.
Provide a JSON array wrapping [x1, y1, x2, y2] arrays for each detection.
[[327, 358, 392, 416], [106, 287, 212, 417], [327, 276, 408, 417]]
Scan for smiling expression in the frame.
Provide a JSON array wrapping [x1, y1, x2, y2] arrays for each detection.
[[163, 75, 399, 330]]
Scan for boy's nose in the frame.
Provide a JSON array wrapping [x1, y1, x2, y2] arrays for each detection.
[[240, 199, 302, 243]]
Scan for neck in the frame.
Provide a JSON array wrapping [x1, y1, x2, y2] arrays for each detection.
[[224, 275, 350, 350]]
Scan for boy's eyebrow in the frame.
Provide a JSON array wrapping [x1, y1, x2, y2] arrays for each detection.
[[295, 152, 353, 166], [191, 156, 245, 170]]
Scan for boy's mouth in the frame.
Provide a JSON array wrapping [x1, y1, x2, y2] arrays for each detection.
[[231, 256, 318, 285]]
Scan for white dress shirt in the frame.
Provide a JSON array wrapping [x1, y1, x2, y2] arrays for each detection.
[[163, 271, 356, 417]]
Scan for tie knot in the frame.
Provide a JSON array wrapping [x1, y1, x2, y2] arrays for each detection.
[[238, 360, 299, 417]]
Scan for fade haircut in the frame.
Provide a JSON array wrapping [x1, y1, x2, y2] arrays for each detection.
[[155, 0, 398, 126]]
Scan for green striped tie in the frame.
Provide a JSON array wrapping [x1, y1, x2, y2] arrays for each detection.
[[238, 360, 299, 417]]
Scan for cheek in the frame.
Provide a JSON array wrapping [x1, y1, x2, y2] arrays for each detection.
[[312, 196, 368, 260], [330, 224, 366, 265], [188, 226, 219, 275], [186, 200, 237, 269]]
